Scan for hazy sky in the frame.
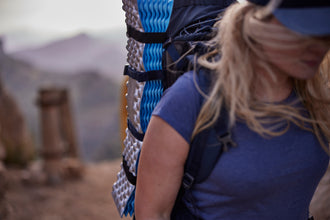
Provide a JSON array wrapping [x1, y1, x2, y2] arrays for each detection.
[[0, 0, 126, 52], [0, 0, 125, 34]]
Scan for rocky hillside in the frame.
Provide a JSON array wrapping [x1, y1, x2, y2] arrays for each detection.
[[0, 77, 35, 165], [0, 36, 125, 162]]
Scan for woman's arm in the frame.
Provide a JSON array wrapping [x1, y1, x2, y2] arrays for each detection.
[[135, 116, 190, 220]]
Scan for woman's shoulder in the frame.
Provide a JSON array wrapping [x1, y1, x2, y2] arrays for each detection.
[[167, 69, 212, 96], [172, 71, 197, 88], [152, 70, 211, 143], [157, 70, 205, 110]]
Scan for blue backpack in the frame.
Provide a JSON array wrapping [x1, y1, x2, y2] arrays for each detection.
[[112, 0, 236, 218]]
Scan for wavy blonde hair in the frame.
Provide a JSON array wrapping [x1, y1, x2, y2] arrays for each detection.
[[194, 0, 330, 152]]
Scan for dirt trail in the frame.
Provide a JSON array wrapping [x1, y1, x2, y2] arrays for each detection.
[[5, 159, 131, 220], [4, 159, 330, 220]]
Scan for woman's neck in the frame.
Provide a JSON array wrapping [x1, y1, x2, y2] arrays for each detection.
[[253, 67, 294, 103]]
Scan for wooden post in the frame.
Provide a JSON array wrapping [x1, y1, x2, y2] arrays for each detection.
[[59, 89, 79, 158], [37, 88, 65, 185]]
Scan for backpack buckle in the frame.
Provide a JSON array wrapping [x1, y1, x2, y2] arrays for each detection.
[[182, 173, 195, 190], [217, 132, 237, 152]]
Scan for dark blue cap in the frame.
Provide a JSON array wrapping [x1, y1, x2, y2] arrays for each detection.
[[247, 0, 330, 36]]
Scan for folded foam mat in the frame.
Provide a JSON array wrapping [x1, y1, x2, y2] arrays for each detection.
[[112, 0, 145, 217], [112, 0, 174, 217]]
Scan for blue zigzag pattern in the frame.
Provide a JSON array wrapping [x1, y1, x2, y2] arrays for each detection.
[[139, 0, 173, 133]]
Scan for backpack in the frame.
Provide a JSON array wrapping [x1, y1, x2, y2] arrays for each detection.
[[112, 0, 236, 218]]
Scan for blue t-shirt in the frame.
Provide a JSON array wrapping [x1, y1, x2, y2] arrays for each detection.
[[153, 71, 329, 220]]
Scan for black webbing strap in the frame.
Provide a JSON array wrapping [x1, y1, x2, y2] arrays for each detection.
[[127, 118, 144, 142], [166, 43, 187, 71], [182, 106, 235, 190], [122, 156, 137, 185], [173, 0, 231, 8], [124, 65, 164, 82], [126, 25, 168, 44], [182, 127, 212, 190]]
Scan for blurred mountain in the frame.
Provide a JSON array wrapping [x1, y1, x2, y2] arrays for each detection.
[[0, 38, 123, 162], [9, 32, 126, 83]]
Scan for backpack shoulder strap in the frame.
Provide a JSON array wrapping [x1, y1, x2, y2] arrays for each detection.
[[183, 68, 235, 188], [171, 68, 236, 219]]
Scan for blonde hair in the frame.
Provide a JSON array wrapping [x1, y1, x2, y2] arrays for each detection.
[[194, 0, 330, 152]]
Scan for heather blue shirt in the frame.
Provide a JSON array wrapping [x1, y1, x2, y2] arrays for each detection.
[[153, 71, 329, 220]]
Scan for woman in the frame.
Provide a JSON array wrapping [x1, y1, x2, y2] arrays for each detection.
[[135, 0, 330, 219]]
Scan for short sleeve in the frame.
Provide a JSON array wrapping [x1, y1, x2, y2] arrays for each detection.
[[152, 71, 203, 143]]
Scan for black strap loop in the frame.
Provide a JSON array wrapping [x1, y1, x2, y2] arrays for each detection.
[[127, 25, 168, 44], [124, 65, 164, 82], [122, 156, 137, 185], [127, 118, 145, 142], [182, 173, 195, 190]]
